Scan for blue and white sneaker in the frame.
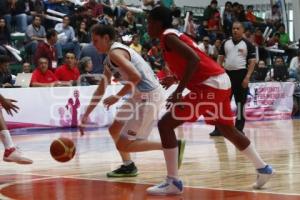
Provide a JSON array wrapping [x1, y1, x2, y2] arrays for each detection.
[[253, 165, 274, 189], [147, 176, 183, 195]]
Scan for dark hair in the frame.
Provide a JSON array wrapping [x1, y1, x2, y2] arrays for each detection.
[[148, 6, 174, 29], [225, 1, 232, 6], [272, 4, 279, 9], [233, 21, 245, 29], [0, 55, 10, 63], [91, 24, 116, 40], [274, 32, 280, 37], [46, 29, 57, 39]]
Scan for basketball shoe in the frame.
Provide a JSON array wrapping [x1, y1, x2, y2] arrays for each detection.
[[253, 165, 274, 189], [3, 147, 33, 164], [147, 176, 183, 195], [107, 162, 138, 177]]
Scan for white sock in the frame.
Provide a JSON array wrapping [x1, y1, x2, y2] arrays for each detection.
[[241, 143, 266, 169], [0, 130, 15, 149], [123, 160, 133, 166], [163, 147, 179, 180]]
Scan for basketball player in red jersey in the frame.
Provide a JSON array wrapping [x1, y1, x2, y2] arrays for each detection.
[[146, 6, 274, 195]]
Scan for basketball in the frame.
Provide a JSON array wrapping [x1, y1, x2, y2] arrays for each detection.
[[50, 137, 76, 162]]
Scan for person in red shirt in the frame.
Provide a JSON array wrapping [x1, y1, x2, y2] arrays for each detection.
[[146, 6, 274, 195], [34, 29, 58, 71], [55, 52, 80, 85], [31, 57, 61, 87]]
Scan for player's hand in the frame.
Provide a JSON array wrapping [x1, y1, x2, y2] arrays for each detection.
[[103, 95, 120, 110], [242, 77, 250, 88], [160, 76, 176, 90], [166, 91, 182, 109], [0, 98, 19, 116], [79, 114, 88, 136]]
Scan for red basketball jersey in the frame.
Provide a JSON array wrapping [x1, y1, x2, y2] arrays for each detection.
[[160, 29, 225, 89]]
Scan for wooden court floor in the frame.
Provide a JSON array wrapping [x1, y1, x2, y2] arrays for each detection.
[[1, 119, 300, 200]]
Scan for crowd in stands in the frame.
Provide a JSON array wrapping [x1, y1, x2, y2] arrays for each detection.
[[0, 0, 299, 90]]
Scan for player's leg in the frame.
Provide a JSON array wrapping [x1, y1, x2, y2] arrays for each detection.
[[106, 119, 138, 177], [216, 89, 274, 189], [146, 111, 185, 195], [0, 111, 32, 164]]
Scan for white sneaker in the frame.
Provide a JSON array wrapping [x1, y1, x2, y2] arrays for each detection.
[[147, 177, 183, 195], [253, 165, 274, 189], [3, 147, 33, 164]]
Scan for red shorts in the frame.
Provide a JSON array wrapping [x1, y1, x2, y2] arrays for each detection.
[[172, 85, 234, 126]]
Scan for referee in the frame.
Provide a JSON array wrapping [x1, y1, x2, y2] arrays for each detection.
[[210, 21, 256, 136]]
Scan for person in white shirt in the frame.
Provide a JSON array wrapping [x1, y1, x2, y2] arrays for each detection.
[[289, 49, 300, 81], [198, 36, 214, 57]]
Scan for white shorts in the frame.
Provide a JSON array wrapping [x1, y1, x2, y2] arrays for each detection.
[[115, 86, 165, 140]]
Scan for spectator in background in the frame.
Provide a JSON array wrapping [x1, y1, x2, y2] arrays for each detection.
[[76, 21, 90, 45], [55, 16, 81, 59], [289, 49, 300, 81], [55, 52, 80, 84], [78, 56, 99, 85], [265, 56, 288, 81], [26, 0, 45, 24], [198, 36, 214, 57], [34, 29, 58, 70], [83, 0, 104, 20], [223, 1, 233, 37], [266, 32, 280, 47], [265, 4, 282, 28], [3, 0, 28, 33], [185, 11, 197, 40], [203, 0, 219, 21], [0, 55, 13, 88], [25, 15, 46, 56], [22, 62, 31, 73], [212, 38, 222, 60], [254, 27, 264, 46], [80, 43, 106, 74], [31, 57, 62, 87], [278, 24, 290, 49], [129, 35, 142, 54], [244, 28, 255, 45], [0, 17, 11, 56]]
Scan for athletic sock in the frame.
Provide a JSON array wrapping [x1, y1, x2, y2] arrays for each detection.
[[0, 130, 15, 149], [163, 147, 179, 180], [241, 143, 267, 169]]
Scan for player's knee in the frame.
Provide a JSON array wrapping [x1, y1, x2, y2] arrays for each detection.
[[108, 125, 119, 137], [116, 139, 129, 152]]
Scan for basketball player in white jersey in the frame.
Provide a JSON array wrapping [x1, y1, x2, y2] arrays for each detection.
[[80, 24, 185, 177]]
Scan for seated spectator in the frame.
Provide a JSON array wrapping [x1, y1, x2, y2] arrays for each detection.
[[55, 52, 80, 84], [80, 43, 106, 74], [83, 0, 104, 20], [0, 55, 13, 88], [289, 49, 300, 81], [198, 36, 214, 57], [129, 35, 142, 54], [252, 60, 269, 81], [22, 62, 32, 73], [76, 21, 90, 45], [0, 17, 11, 56], [265, 56, 288, 81], [244, 28, 255, 45], [2, 0, 28, 33], [266, 32, 280, 47], [278, 24, 290, 49], [265, 4, 282, 28], [55, 16, 81, 59], [25, 16, 46, 56], [254, 27, 264, 46], [184, 11, 197, 40], [203, 0, 219, 21], [34, 29, 58, 70], [223, 1, 233, 37], [212, 38, 222, 60], [31, 57, 60, 87], [78, 56, 99, 86]]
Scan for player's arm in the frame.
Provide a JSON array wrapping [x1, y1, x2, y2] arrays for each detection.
[[165, 34, 200, 95], [84, 67, 111, 117]]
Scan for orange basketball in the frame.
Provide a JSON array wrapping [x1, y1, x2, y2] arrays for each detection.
[[50, 137, 76, 162]]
